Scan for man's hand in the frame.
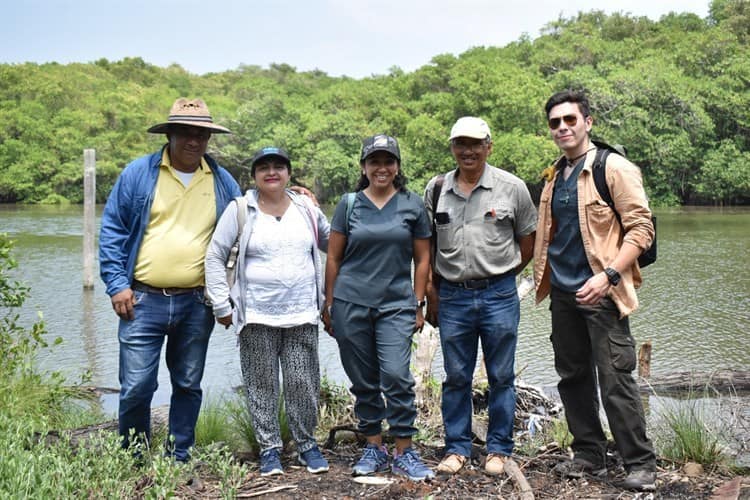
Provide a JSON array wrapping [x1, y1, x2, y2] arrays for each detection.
[[217, 314, 233, 329], [576, 272, 610, 305], [111, 288, 136, 320], [289, 186, 319, 207]]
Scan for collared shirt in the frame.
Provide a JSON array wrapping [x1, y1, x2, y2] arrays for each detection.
[[134, 151, 216, 288], [424, 164, 537, 282], [533, 148, 655, 317]]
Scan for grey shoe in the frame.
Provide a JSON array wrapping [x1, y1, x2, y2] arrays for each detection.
[[622, 469, 656, 491], [352, 443, 389, 476], [553, 457, 607, 479]]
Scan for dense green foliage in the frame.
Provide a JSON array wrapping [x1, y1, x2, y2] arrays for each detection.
[[1, 1, 748, 205]]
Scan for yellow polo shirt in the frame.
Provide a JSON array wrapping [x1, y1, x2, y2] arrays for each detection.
[[133, 151, 216, 288]]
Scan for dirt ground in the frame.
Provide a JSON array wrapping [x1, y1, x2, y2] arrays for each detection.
[[166, 442, 749, 499]]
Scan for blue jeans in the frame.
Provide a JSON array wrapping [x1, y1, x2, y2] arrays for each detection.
[[118, 288, 214, 461], [438, 275, 519, 457], [332, 300, 417, 437]]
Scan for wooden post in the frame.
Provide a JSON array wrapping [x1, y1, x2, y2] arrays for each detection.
[[638, 341, 652, 378], [83, 149, 96, 290]]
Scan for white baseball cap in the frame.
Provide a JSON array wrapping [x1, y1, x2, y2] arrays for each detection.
[[449, 116, 491, 140]]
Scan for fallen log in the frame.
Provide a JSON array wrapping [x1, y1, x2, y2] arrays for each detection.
[[637, 370, 750, 395], [35, 405, 169, 449]]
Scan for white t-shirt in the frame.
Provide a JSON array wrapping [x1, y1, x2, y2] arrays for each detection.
[[243, 205, 318, 327]]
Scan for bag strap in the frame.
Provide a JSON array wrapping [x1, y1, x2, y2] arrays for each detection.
[[299, 194, 319, 246], [430, 175, 445, 270], [344, 192, 356, 235], [235, 195, 247, 238], [592, 147, 624, 226]]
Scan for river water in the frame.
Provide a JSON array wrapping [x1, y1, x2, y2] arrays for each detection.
[[2, 205, 749, 418]]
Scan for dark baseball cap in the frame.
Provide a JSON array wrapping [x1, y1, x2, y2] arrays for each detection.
[[250, 146, 291, 168], [360, 134, 401, 162]]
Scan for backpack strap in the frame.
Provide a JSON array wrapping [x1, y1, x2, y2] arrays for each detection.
[[430, 175, 446, 271], [344, 192, 356, 235], [592, 148, 614, 208], [431, 175, 445, 215], [225, 196, 247, 286], [235, 195, 247, 234], [298, 194, 319, 246]]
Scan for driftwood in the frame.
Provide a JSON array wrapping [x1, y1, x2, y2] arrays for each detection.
[[35, 405, 169, 449], [504, 458, 535, 500], [638, 341, 652, 378], [412, 321, 440, 406], [637, 370, 750, 395]]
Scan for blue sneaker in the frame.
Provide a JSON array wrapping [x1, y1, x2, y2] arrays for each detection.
[[392, 447, 435, 481], [352, 443, 389, 476], [298, 445, 329, 474], [259, 448, 283, 476]]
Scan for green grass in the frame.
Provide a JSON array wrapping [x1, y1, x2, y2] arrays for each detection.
[[654, 397, 725, 466], [194, 394, 237, 448]]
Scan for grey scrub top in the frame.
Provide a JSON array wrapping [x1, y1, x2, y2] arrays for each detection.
[[330, 190, 431, 309]]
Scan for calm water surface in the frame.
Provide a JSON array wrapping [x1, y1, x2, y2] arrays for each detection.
[[1, 205, 749, 416]]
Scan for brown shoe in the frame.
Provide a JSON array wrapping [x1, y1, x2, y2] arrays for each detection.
[[436, 454, 467, 474], [485, 454, 510, 476]]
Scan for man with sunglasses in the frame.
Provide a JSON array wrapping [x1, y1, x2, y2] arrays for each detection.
[[100, 98, 241, 463], [533, 90, 656, 491], [424, 117, 537, 476]]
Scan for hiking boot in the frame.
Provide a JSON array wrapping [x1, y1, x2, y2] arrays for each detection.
[[392, 447, 435, 481], [436, 453, 467, 474], [622, 469, 656, 491], [352, 443, 389, 476], [553, 457, 606, 478], [485, 453, 510, 476], [259, 448, 283, 476], [298, 445, 329, 474]]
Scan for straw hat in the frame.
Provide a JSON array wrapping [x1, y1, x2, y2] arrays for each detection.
[[147, 98, 231, 134]]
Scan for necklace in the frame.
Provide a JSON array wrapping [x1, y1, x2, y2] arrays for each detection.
[[565, 146, 595, 167]]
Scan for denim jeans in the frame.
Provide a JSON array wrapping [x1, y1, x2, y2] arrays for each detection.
[[332, 300, 417, 437], [118, 288, 214, 461], [438, 274, 519, 457]]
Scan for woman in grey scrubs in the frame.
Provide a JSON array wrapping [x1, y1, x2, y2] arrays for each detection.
[[322, 134, 434, 482]]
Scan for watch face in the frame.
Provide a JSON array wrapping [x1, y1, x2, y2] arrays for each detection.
[[605, 268, 620, 285]]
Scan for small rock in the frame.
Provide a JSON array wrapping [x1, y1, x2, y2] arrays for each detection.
[[682, 462, 704, 477]]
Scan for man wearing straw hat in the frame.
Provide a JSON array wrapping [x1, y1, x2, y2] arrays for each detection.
[[100, 98, 241, 462]]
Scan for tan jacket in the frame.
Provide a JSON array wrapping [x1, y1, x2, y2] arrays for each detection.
[[533, 148, 654, 317]]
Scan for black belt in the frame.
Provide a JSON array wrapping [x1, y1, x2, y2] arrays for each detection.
[[132, 280, 203, 296], [442, 272, 513, 290]]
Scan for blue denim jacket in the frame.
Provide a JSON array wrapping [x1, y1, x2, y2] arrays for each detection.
[[99, 146, 241, 297]]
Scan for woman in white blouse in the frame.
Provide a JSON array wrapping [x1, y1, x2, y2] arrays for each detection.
[[204, 147, 330, 477]]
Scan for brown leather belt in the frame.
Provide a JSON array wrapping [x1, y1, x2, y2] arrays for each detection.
[[132, 280, 203, 296]]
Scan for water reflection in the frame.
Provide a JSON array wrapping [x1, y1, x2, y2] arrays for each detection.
[[2, 204, 749, 419]]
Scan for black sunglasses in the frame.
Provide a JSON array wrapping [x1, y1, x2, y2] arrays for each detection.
[[548, 114, 578, 130]]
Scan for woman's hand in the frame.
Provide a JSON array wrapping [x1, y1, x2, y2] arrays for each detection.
[[414, 306, 425, 332], [321, 305, 333, 336]]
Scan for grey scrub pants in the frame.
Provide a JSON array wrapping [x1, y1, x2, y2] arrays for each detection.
[[331, 299, 418, 438]]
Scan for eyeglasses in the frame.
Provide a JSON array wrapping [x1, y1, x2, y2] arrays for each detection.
[[548, 114, 579, 130], [450, 139, 488, 152]]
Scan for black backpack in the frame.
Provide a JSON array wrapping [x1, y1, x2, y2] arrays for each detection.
[[591, 141, 657, 268]]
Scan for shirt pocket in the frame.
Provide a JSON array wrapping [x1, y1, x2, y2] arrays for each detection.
[[435, 222, 456, 251], [483, 205, 515, 245], [584, 200, 617, 239]]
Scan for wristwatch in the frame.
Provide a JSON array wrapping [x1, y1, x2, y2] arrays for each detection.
[[417, 299, 426, 308], [604, 267, 621, 286]]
